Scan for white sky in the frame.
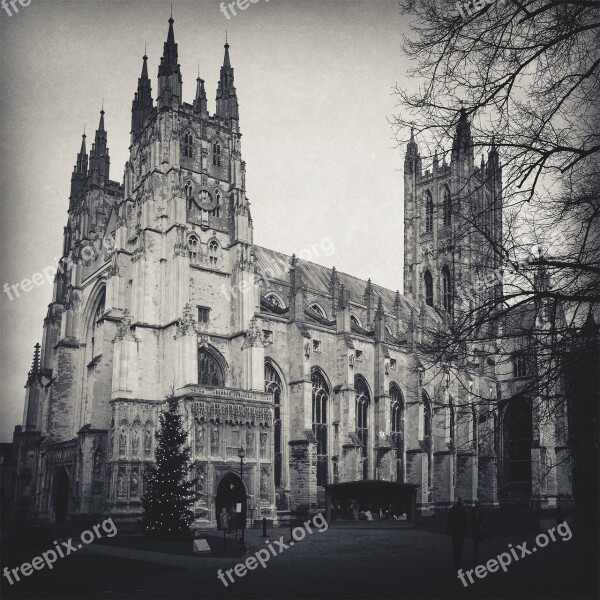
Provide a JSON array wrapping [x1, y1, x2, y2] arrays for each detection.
[[0, 0, 415, 441]]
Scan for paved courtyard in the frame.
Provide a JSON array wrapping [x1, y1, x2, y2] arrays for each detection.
[[2, 521, 598, 599]]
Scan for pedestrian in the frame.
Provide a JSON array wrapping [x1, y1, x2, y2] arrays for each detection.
[[470, 502, 486, 561], [447, 497, 468, 568]]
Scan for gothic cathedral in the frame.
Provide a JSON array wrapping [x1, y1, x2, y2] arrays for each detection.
[[12, 16, 572, 527]]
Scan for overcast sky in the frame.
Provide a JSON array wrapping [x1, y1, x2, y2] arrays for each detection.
[[0, 0, 416, 441]]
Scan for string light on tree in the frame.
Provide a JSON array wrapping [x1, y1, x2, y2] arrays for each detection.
[[141, 388, 199, 538]]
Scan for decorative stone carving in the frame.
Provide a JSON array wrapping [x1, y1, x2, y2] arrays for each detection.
[[131, 426, 140, 457], [190, 401, 272, 426], [144, 422, 152, 455], [260, 467, 269, 498], [196, 465, 205, 493], [119, 426, 127, 456], [211, 427, 219, 454], [114, 310, 136, 342], [117, 468, 126, 497], [242, 317, 263, 349], [130, 469, 139, 496], [195, 424, 204, 455], [175, 303, 197, 338]]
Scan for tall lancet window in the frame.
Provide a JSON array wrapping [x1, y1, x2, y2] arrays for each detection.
[[355, 376, 370, 480], [425, 191, 434, 233], [184, 182, 194, 210], [183, 131, 194, 158], [442, 267, 452, 312], [390, 384, 404, 483], [265, 362, 283, 487], [424, 270, 434, 307], [212, 142, 222, 167], [443, 186, 451, 226], [312, 369, 329, 487], [90, 289, 106, 360]]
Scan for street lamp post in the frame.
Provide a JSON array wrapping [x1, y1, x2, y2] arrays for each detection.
[[238, 447, 246, 545]]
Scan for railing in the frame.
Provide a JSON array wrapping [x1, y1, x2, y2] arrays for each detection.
[[180, 385, 272, 403]]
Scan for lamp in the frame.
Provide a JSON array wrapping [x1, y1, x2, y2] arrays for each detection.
[[238, 447, 246, 545]]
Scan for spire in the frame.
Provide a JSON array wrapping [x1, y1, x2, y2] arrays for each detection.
[[216, 38, 239, 125], [223, 40, 231, 68], [376, 297, 384, 319], [194, 74, 208, 115], [27, 343, 41, 385], [404, 126, 421, 175], [70, 130, 88, 205], [89, 108, 110, 187], [451, 106, 474, 164], [488, 135, 500, 171], [157, 13, 182, 109], [393, 290, 401, 309], [132, 51, 154, 134], [76, 131, 88, 174]]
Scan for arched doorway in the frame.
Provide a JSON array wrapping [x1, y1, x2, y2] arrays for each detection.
[[215, 472, 246, 530], [54, 468, 70, 524]]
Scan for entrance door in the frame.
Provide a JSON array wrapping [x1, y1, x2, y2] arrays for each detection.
[[215, 472, 247, 530], [54, 469, 70, 524]]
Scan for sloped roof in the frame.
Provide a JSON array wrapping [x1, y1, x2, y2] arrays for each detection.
[[254, 245, 422, 320]]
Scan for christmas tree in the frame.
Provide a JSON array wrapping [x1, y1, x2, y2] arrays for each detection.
[[141, 390, 198, 538]]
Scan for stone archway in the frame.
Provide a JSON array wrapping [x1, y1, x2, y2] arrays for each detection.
[[215, 472, 246, 530]]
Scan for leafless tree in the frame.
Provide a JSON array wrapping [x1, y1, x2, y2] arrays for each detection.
[[393, 0, 600, 488]]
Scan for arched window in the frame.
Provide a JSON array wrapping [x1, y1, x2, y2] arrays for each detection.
[[443, 186, 451, 227], [183, 131, 194, 158], [90, 289, 106, 359], [355, 376, 370, 480], [198, 349, 224, 386], [425, 191, 434, 233], [442, 267, 452, 312], [212, 141, 222, 167], [310, 303, 326, 318], [208, 239, 219, 267], [211, 189, 221, 218], [390, 384, 404, 483], [424, 270, 434, 307], [350, 314, 361, 327], [185, 182, 194, 210], [312, 369, 329, 487], [188, 234, 199, 262], [265, 293, 283, 308], [265, 362, 283, 487]]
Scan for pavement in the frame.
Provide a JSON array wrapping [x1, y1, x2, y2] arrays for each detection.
[[2, 521, 598, 599]]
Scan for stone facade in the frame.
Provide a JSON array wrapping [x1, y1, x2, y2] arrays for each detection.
[[11, 16, 572, 526]]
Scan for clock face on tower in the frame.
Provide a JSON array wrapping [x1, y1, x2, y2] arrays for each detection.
[[193, 185, 217, 211]]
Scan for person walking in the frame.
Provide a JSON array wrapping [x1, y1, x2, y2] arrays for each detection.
[[447, 497, 468, 568], [470, 503, 486, 561]]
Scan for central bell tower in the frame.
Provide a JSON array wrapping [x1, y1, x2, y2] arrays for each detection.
[[403, 111, 502, 315]]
